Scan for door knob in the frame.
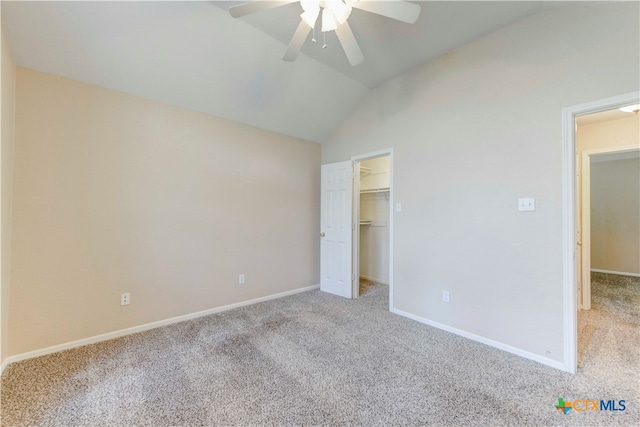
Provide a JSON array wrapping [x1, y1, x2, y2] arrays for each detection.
[[321, 232, 325, 237]]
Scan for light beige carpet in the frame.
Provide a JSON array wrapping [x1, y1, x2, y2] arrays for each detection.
[[359, 277, 383, 296], [1, 275, 638, 426]]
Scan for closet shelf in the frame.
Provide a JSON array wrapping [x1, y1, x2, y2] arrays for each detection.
[[359, 220, 373, 226], [360, 187, 390, 194]]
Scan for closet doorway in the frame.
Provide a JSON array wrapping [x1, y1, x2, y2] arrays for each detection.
[[562, 90, 639, 373], [353, 151, 393, 303]]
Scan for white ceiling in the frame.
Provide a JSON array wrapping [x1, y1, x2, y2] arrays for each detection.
[[2, 1, 567, 142]]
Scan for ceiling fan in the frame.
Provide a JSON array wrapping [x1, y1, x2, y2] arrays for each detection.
[[229, 0, 422, 66]]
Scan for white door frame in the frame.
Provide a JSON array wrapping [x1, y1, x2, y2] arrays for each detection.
[[352, 148, 394, 309], [561, 91, 639, 374], [580, 145, 640, 310]]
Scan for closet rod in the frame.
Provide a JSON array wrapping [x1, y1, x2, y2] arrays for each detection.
[[360, 187, 390, 194]]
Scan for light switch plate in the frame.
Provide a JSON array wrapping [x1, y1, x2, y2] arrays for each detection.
[[518, 198, 535, 211]]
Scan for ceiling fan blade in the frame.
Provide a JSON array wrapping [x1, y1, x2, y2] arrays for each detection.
[[335, 22, 364, 66], [351, 0, 421, 24], [229, 1, 298, 18], [283, 20, 311, 62]]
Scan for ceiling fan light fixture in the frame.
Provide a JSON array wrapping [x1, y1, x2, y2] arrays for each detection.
[[300, 7, 320, 28], [321, 8, 337, 32], [228, 0, 422, 66], [300, 0, 320, 12], [326, 0, 352, 24]]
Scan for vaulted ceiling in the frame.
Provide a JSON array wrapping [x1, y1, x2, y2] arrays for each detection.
[[2, 1, 566, 142]]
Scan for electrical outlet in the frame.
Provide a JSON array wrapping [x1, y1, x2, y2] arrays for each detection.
[[442, 291, 450, 303], [238, 274, 245, 285], [120, 292, 130, 306]]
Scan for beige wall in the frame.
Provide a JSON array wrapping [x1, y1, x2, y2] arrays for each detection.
[[577, 115, 640, 278], [322, 2, 639, 363], [1, 13, 17, 367], [590, 157, 640, 274], [578, 115, 640, 153], [9, 68, 320, 356]]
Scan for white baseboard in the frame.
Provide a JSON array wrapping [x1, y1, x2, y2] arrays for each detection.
[[359, 275, 389, 285], [390, 307, 566, 372], [591, 269, 640, 278], [2, 284, 320, 370]]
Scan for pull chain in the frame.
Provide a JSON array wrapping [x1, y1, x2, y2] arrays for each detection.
[[312, 27, 316, 43], [322, 32, 327, 49]]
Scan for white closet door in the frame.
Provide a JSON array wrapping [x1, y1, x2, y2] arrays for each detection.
[[320, 161, 353, 299]]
